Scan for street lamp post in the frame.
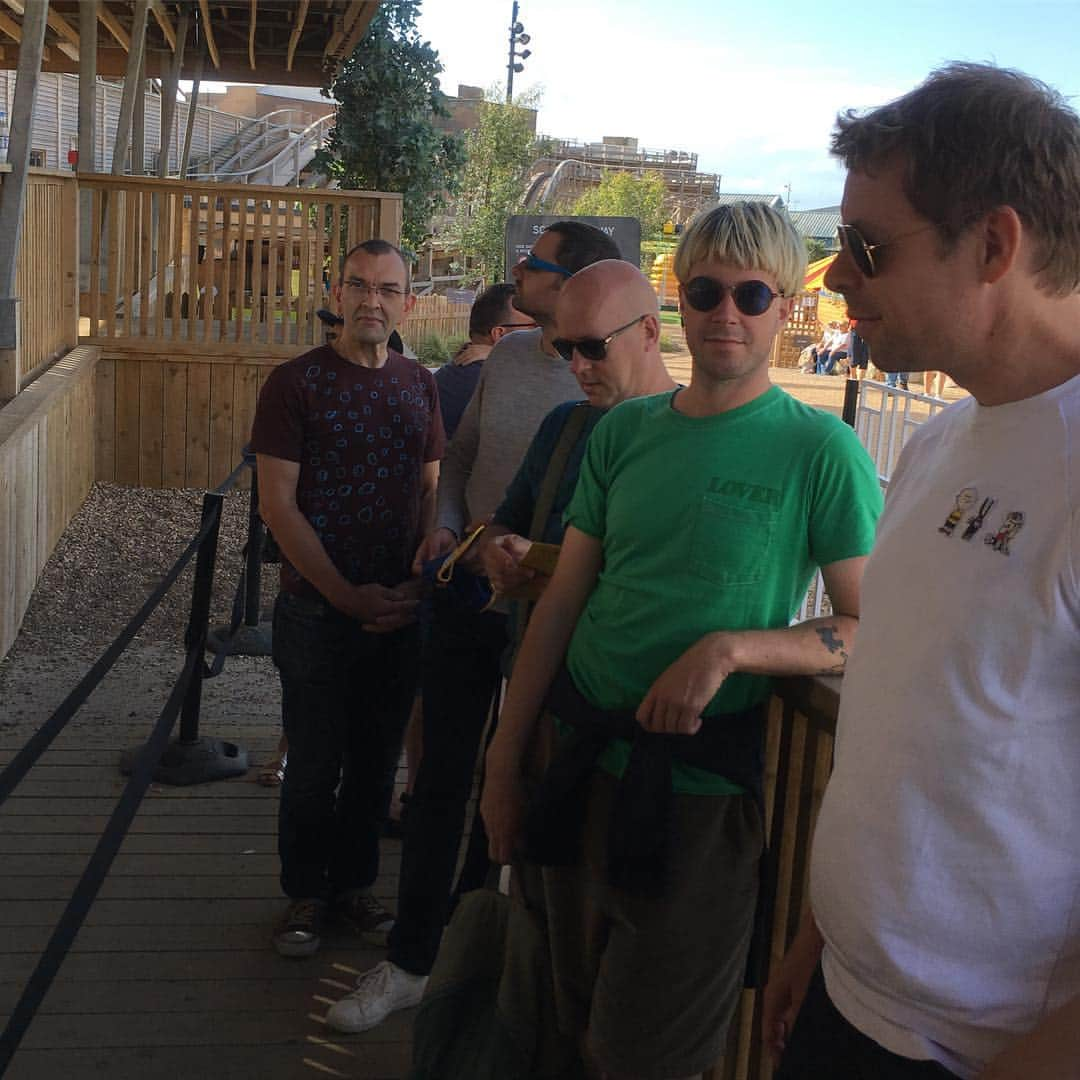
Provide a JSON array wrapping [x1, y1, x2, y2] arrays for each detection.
[[505, 1, 531, 103]]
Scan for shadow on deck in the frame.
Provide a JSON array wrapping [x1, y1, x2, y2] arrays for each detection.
[[0, 730, 414, 1079]]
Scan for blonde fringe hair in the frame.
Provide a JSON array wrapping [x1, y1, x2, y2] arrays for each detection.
[[674, 202, 806, 299]]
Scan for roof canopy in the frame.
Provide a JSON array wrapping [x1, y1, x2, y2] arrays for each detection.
[[1, 1, 380, 86]]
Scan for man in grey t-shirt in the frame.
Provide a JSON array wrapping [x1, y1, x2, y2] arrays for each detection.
[[325, 221, 622, 1034]]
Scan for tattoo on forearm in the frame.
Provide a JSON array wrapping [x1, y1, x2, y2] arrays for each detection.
[[815, 625, 848, 673]]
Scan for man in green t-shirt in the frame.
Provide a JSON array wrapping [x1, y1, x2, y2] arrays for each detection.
[[482, 202, 882, 1080]]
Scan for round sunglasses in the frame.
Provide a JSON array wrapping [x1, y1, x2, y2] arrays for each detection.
[[682, 276, 783, 317], [552, 315, 648, 362]]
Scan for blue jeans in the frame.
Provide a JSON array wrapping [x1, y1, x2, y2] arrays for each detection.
[[886, 372, 910, 388], [273, 591, 419, 901]]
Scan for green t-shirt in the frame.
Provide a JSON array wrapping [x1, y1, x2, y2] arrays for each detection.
[[563, 386, 882, 794]]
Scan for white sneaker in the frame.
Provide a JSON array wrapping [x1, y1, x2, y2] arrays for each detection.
[[325, 960, 428, 1034]]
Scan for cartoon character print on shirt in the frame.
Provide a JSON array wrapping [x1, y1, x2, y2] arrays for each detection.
[[984, 511, 1025, 555], [961, 497, 995, 541], [939, 487, 977, 536]]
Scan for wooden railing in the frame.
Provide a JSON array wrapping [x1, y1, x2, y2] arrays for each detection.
[[0, 345, 99, 658], [79, 173, 403, 357], [708, 676, 839, 1080], [0, 169, 80, 401]]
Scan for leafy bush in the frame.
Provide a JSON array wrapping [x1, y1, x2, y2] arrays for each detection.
[[659, 332, 681, 353], [415, 332, 466, 367]]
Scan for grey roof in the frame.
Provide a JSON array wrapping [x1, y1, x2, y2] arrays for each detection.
[[789, 206, 842, 241], [712, 192, 785, 209]]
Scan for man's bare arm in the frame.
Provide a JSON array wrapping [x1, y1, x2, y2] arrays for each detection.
[[636, 555, 866, 734]]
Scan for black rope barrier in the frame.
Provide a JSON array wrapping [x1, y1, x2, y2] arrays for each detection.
[[0, 644, 202, 1074], [0, 511, 214, 805], [0, 460, 268, 1072]]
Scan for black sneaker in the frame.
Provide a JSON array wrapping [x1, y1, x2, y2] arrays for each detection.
[[274, 898, 326, 958], [335, 890, 395, 945]]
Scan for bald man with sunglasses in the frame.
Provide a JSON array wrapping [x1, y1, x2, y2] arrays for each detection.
[[480, 259, 677, 599], [481, 203, 881, 1080]]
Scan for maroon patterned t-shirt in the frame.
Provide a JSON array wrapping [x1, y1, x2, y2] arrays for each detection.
[[251, 344, 445, 596]]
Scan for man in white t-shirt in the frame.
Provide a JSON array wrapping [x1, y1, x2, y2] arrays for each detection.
[[764, 63, 1080, 1080]]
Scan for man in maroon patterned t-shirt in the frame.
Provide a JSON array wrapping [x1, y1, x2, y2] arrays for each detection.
[[251, 239, 445, 959]]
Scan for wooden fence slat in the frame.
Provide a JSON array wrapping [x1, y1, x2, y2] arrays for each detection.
[[249, 201, 264, 345], [187, 188, 199, 343], [139, 188, 152, 338], [138, 359, 164, 487], [161, 361, 188, 487], [202, 193, 214, 344], [89, 187, 102, 337], [234, 194, 247, 343], [297, 197, 311, 348], [154, 190, 168, 340], [208, 362, 235, 488], [220, 195, 234, 345], [185, 362, 211, 488], [122, 188, 138, 339]]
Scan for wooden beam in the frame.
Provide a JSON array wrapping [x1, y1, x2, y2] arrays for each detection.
[[196, 0, 219, 70], [149, 0, 176, 51], [158, 9, 187, 177], [0, 0, 23, 15], [78, 0, 97, 167], [286, 0, 309, 72], [335, 2, 375, 65], [46, 6, 80, 62], [0, 10, 20, 43], [98, 3, 130, 52], [111, 0, 149, 174], [248, 0, 256, 71]]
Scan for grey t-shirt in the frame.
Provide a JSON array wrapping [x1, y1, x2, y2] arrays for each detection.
[[435, 328, 582, 537]]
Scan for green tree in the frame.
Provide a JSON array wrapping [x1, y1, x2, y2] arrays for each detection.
[[314, 0, 465, 251], [805, 237, 829, 263], [571, 171, 667, 242], [446, 88, 547, 284]]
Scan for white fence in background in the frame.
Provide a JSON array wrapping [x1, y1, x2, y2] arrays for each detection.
[[795, 379, 951, 621]]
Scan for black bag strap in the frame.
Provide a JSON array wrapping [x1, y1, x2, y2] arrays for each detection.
[[527, 403, 592, 542]]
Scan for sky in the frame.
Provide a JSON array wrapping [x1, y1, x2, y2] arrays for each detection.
[[416, 0, 1080, 211]]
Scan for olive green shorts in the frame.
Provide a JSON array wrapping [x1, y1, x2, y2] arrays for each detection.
[[524, 767, 763, 1079]]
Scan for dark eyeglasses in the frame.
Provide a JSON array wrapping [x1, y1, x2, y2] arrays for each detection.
[[521, 252, 573, 278], [682, 277, 783, 317], [552, 315, 648, 363], [836, 223, 939, 278]]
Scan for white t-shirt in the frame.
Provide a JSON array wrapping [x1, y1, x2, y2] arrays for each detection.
[[810, 373, 1080, 1078]]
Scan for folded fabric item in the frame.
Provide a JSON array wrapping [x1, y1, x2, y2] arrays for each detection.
[[524, 665, 765, 897], [422, 524, 495, 614]]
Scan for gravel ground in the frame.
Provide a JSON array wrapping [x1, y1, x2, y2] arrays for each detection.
[[0, 483, 282, 744]]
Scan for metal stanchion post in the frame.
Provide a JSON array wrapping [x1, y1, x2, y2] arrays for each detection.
[[208, 449, 273, 656], [121, 491, 249, 784], [842, 377, 861, 429]]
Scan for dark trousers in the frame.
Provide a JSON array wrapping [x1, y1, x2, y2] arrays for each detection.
[[273, 591, 419, 902], [388, 594, 508, 975], [776, 966, 959, 1080]]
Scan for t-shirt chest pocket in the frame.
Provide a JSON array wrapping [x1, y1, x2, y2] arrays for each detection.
[[689, 495, 777, 587]]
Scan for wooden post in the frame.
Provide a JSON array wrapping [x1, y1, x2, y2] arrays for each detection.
[[111, 0, 150, 175], [0, 0, 48, 399], [77, 1, 98, 308], [158, 12, 188, 178], [178, 50, 204, 179], [131, 49, 146, 176]]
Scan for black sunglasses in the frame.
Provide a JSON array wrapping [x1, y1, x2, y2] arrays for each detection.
[[836, 223, 939, 278], [552, 315, 648, 363], [682, 277, 783, 317]]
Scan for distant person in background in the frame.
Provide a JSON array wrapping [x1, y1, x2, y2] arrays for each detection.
[[434, 283, 537, 439], [848, 321, 870, 380], [923, 370, 948, 398]]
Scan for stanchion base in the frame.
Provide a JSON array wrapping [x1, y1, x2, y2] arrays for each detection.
[[207, 622, 273, 657], [120, 737, 250, 786]]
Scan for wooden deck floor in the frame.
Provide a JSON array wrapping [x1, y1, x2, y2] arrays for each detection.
[[0, 729, 416, 1080]]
